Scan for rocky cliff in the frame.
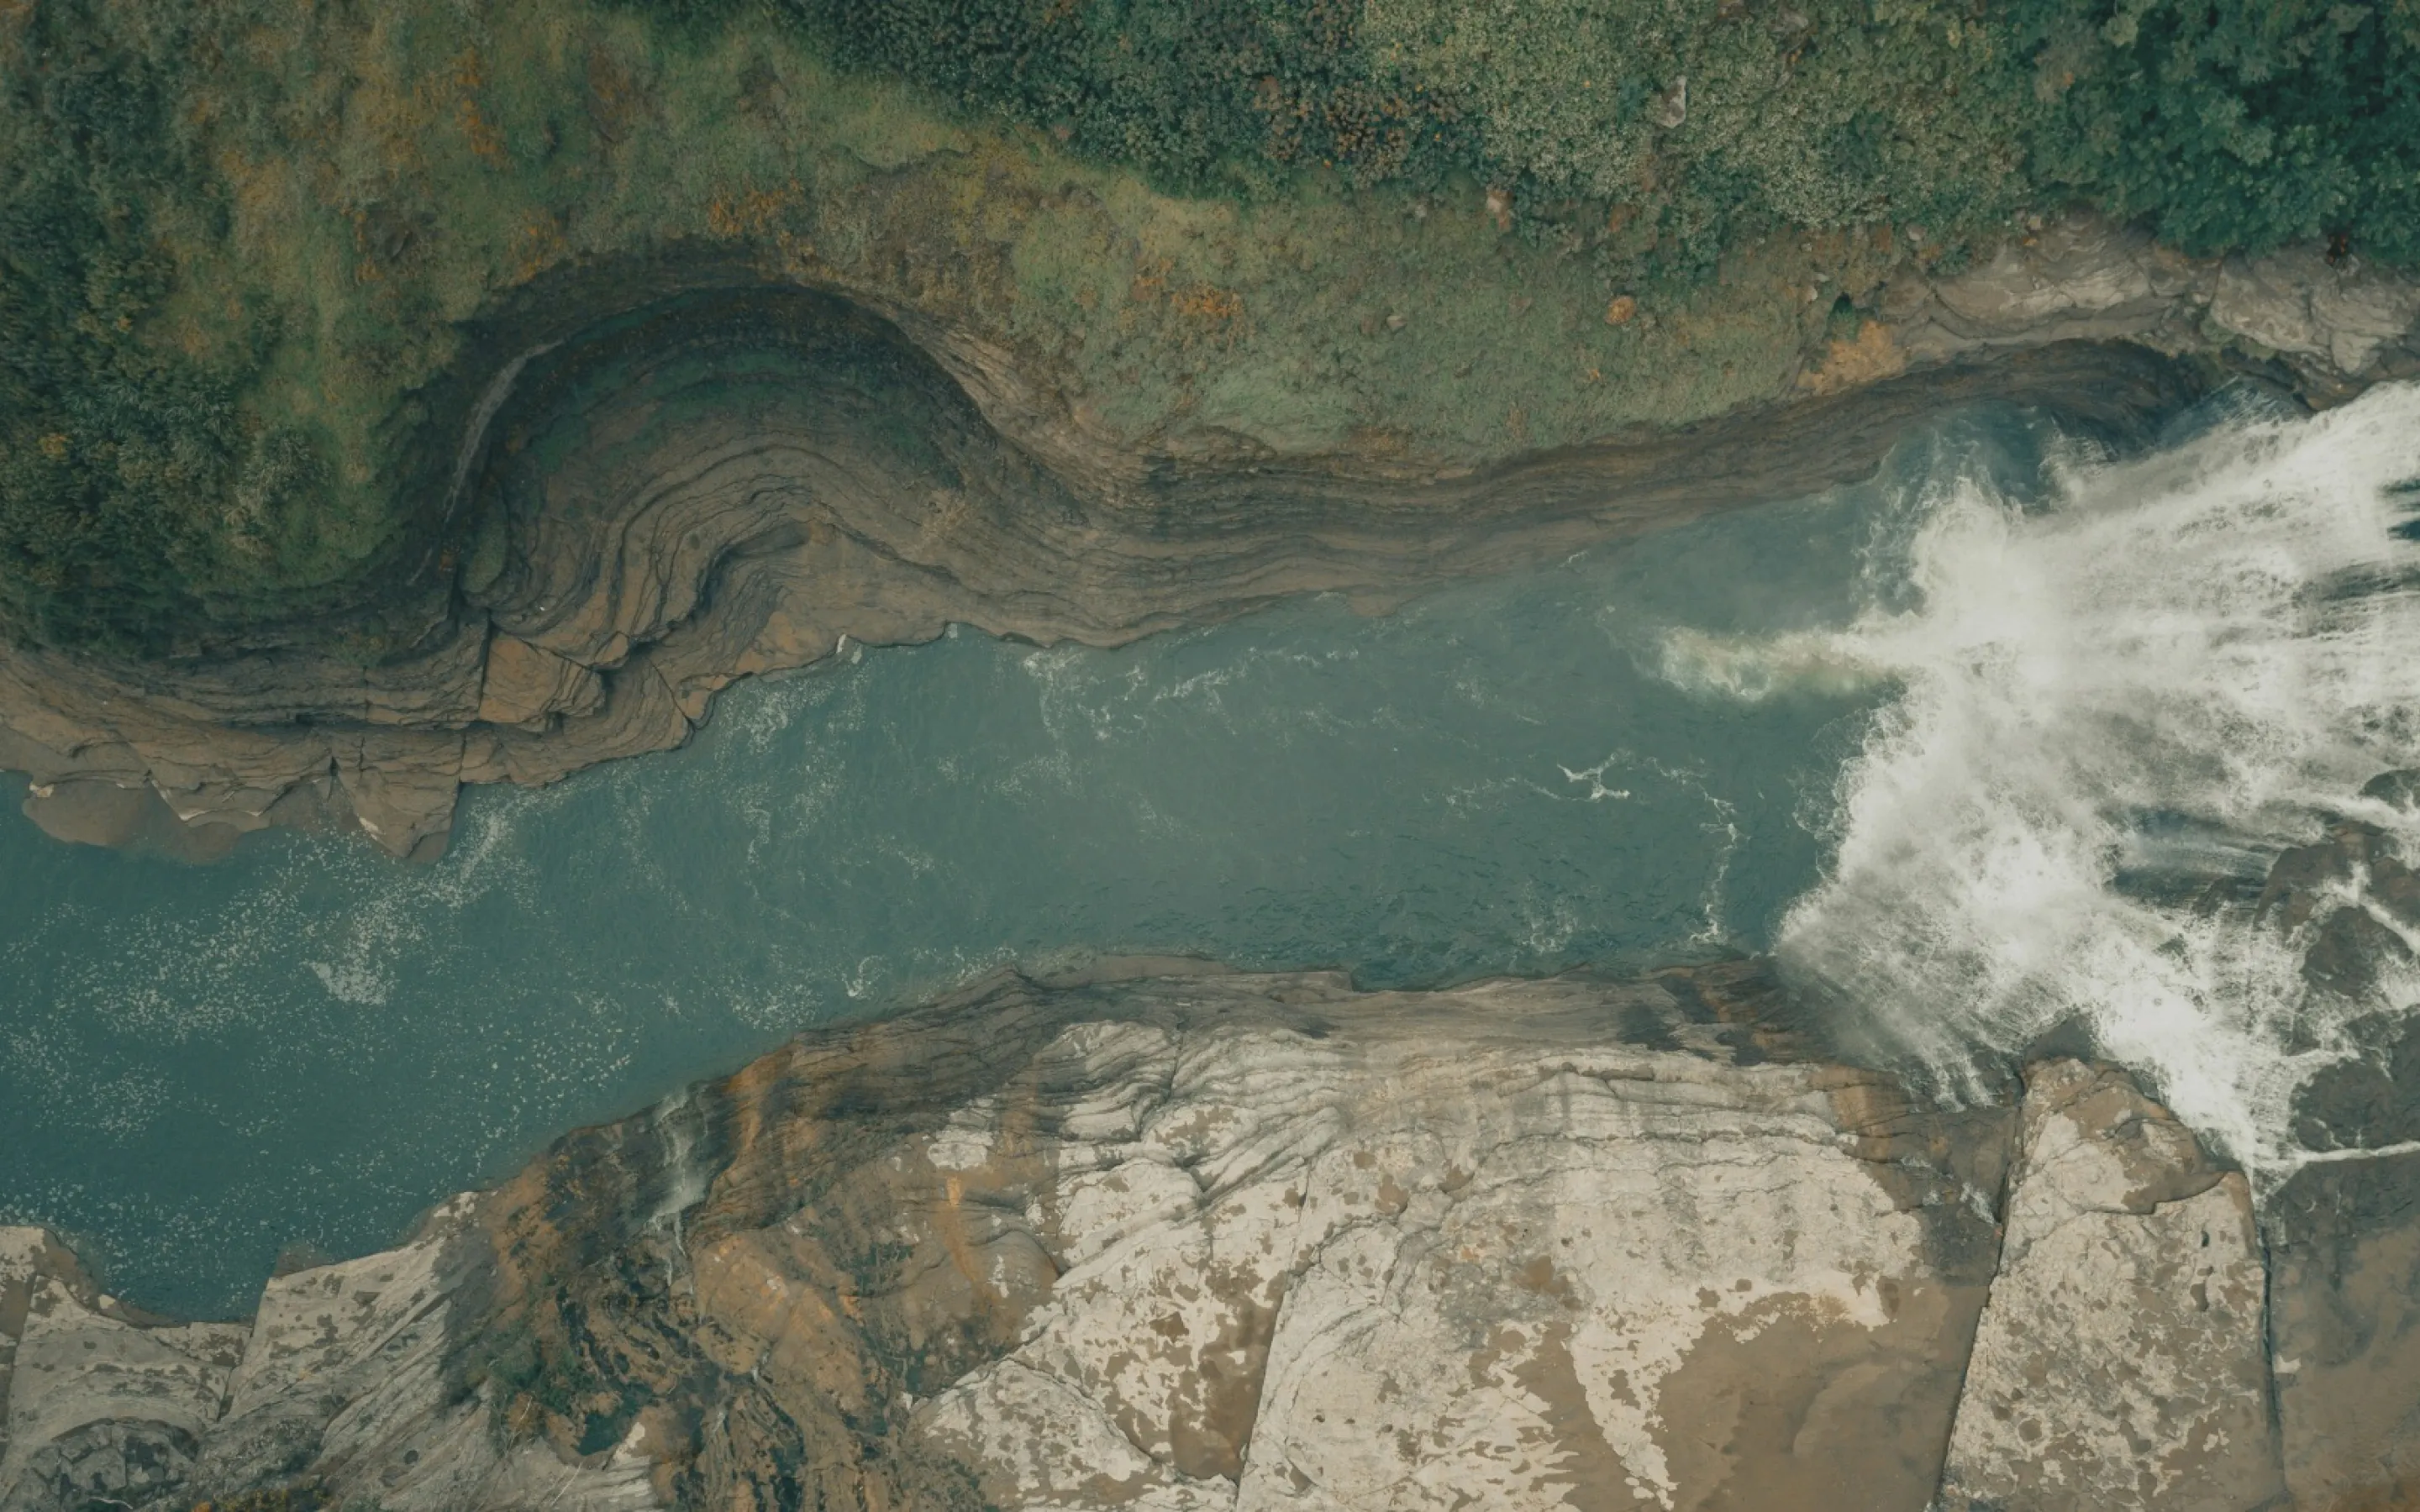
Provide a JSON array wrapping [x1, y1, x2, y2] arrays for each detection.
[[3, 213, 2415, 864], [3, 954, 2413, 1512]]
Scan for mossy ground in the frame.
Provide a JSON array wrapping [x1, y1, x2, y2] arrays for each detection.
[[2, 0, 2411, 653]]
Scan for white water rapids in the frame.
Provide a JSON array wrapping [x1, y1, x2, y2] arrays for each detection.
[[1661, 381, 2420, 1177]]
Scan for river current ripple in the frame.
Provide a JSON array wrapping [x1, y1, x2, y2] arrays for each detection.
[[3, 386, 2414, 1314]]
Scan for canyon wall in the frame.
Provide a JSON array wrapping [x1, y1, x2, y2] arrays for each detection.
[[4, 218, 2413, 864], [4, 956, 2414, 1511]]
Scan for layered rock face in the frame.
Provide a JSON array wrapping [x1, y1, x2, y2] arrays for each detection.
[[12, 205, 2416, 864], [5, 958, 2408, 1511], [0, 296, 2196, 863], [1877, 217, 2420, 402]]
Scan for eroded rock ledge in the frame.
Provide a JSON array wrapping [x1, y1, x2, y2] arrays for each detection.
[[3, 958, 2414, 1511], [4, 213, 2414, 861]]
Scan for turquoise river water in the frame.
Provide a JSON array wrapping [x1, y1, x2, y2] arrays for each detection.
[[8, 387, 2420, 1318]]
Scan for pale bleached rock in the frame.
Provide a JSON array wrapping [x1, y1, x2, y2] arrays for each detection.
[[0, 1227, 246, 1512], [0, 1230, 48, 1482], [908, 979, 2004, 1511], [1938, 1060, 2282, 1512], [1235, 1065, 1981, 1512], [191, 1196, 480, 1497]]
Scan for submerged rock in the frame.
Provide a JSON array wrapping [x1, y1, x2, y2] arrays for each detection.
[[2268, 1003, 2420, 1512]]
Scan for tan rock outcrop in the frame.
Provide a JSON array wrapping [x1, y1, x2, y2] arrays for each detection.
[[0, 963, 2018, 1511], [476, 632, 606, 729], [1938, 1059, 2282, 1512]]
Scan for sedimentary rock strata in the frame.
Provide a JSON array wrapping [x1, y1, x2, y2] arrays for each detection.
[[14, 206, 2415, 864], [6, 197, 2416, 864], [0, 302, 2197, 862], [6, 958, 2407, 1511]]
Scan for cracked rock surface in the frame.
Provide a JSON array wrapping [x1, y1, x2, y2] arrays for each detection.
[[10, 958, 2412, 1510], [1937, 1060, 2280, 1512]]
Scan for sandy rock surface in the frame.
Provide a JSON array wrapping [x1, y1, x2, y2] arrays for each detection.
[[908, 1005, 1999, 1511], [1938, 1061, 2281, 1512], [0, 1229, 245, 1512], [6, 964, 2418, 1511]]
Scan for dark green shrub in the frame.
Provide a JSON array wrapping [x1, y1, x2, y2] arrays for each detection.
[[639, 0, 2420, 269], [0, 0, 313, 654], [771, 0, 1476, 194], [2014, 0, 2420, 261]]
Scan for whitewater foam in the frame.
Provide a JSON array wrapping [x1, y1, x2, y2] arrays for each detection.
[[1662, 381, 2420, 1175]]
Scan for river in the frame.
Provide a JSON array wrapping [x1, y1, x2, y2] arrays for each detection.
[[5, 384, 2415, 1318]]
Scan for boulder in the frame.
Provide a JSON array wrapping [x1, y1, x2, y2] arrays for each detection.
[[1938, 1060, 2281, 1512]]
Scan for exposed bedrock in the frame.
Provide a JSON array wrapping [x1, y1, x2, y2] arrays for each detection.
[[7, 202, 2418, 860], [0, 292, 2213, 858], [1938, 1061, 2280, 1512], [1, 958, 2411, 1510]]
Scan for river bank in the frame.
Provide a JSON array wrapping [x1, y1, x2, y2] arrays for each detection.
[[3, 952, 2413, 1511], [5, 214, 2413, 864]]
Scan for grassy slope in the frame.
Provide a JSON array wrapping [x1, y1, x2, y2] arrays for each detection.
[[2, 0, 2413, 654]]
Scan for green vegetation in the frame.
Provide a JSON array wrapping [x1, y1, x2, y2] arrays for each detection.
[[0, 0, 314, 650], [755, 0, 2420, 270], [793, 0, 1480, 196], [2015, 0, 2420, 261], [0, 0, 2413, 654]]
